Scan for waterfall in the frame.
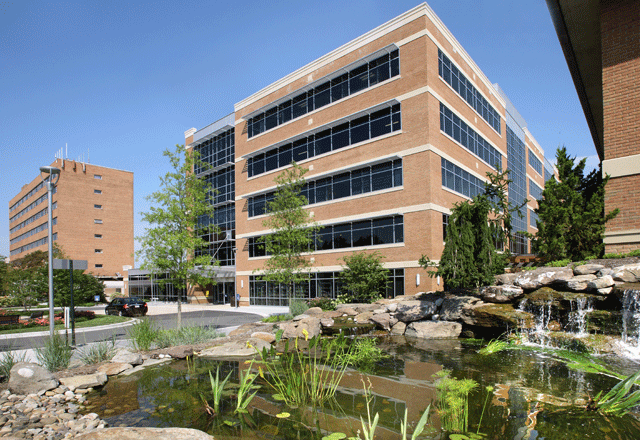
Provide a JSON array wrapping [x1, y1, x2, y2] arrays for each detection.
[[517, 299, 555, 347], [567, 297, 593, 338], [621, 289, 640, 345]]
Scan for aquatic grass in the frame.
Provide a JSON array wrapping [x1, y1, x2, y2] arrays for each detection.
[[477, 338, 510, 355], [358, 378, 379, 440], [400, 404, 431, 440], [0, 350, 28, 381], [589, 370, 640, 416], [35, 334, 73, 372], [236, 361, 260, 413], [476, 386, 493, 434], [127, 317, 159, 351], [78, 338, 116, 365], [258, 332, 352, 407], [434, 369, 478, 433], [202, 364, 232, 416], [337, 337, 388, 372]]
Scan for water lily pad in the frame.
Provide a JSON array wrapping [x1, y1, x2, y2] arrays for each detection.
[[276, 412, 291, 418]]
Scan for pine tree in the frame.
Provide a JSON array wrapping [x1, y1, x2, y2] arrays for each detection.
[[532, 147, 618, 261]]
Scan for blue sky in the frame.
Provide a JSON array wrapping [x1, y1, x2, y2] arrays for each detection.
[[0, 0, 598, 261]]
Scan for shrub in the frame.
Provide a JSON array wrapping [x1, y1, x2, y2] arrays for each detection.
[[127, 318, 159, 351], [262, 313, 293, 323], [154, 325, 222, 348], [308, 297, 336, 311], [289, 298, 309, 317], [35, 334, 73, 372]]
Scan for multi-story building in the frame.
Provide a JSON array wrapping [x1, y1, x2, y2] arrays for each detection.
[[547, 0, 640, 254], [184, 3, 554, 306], [9, 157, 134, 291]]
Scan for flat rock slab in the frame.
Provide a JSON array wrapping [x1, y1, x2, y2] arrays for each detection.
[[97, 362, 132, 376], [111, 349, 143, 366], [59, 372, 107, 390], [197, 338, 271, 359], [75, 427, 214, 439], [405, 321, 461, 339]]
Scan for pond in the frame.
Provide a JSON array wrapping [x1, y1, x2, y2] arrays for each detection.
[[83, 336, 640, 439]]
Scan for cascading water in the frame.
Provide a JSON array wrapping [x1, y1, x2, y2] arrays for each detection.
[[621, 289, 640, 346], [567, 297, 594, 338], [517, 299, 555, 347]]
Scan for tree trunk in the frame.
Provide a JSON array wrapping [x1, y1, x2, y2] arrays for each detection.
[[176, 278, 184, 330]]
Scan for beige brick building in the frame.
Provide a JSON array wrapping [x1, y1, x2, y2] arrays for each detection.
[[184, 4, 554, 306], [9, 158, 134, 286], [547, 0, 640, 253]]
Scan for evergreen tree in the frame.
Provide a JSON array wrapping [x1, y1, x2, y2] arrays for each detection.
[[259, 162, 319, 299], [532, 147, 618, 261], [138, 145, 218, 328]]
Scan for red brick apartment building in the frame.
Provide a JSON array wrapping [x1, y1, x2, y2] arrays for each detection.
[[9, 158, 134, 289], [547, 0, 640, 254], [182, 3, 556, 306]]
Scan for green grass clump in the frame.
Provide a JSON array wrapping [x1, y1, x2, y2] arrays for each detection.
[[547, 259, 571, 267], [35, 334, 73, 372], [0, 350, 28, 382], [262, 313, 293, 323], [477, 339, 510, 355], [154, 325, 223, 348], [127, 318, 160, 351], [78, 339, 117, 365], [338, 337, 388, 372], [434, 369, 478, 433], [289, 298, 309, 317], [588, 370, 640, 416]]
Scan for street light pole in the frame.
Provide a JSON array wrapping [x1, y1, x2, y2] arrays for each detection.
[[233, 247, 238, 308], [40, 166, 61, 338]]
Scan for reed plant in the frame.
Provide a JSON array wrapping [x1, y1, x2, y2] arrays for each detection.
[[236, 362, 260, 414], [78, 338, 116, 365], [434, 369, 478, 433], [127, 318, 159, 351], [400, 404, 431, 440], [202, 364, 232, 416], [588, 370, 640, 416], [35, 334, 73, 372], [258, 331, 352, 407]]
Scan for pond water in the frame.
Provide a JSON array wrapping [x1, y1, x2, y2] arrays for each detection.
[[84, 336, 640, 439]]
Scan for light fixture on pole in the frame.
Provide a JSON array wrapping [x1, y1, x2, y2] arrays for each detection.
[[40, 165, 61, 338], [233, 247, 238, 308]]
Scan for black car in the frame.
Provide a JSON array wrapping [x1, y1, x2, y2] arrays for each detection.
[[105, 297, 148, 317]]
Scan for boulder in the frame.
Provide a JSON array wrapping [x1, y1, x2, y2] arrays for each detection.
[[612, 269, 640, 283], [111, 349, 143, 366], [8, 363, 58, 395], [317, 310, 344, 319], [97, 362, 132, 376], [514, 268, 574, 290], [198, 338, 271, 359], [369, 313, 398, 331], [494, 273, 518, 285], [320, 317, 335, 328], [338, 307, 358, 316], [440, 296, 481, 321], [354, 311, 375, 324], [305, 307, 323, 315], [251, 331, 276, 344], [405, 321, 462, 339], [467, 303, 534, 329], [565, 274, 598, 291], [588, 275, 615, 290], [75, 427, 214, 440], [280, 316, 321, 340], [59, 372, 107, 390], [573, 264, 605, 275], [394, 295, 442, 322], [480, 285, 524, 303], [390, 321, 406, 335]]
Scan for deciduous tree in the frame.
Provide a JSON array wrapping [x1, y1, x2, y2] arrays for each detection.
[[338, 251, 389, 303]]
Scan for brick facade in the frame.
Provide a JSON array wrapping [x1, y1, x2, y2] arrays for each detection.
[[9, 159, 134, 279]]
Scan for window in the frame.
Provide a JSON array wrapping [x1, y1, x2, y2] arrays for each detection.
[[248, 159, 402, 217], [94, 189, 102, 194], [441, 158, 486, 199], [194, 128, 235, 174], [438, 49, 501, 134], [528, 149, 543, 175], [95, 234, 102, 239], [529, 179, 543, 200], [94, 219, 103, 224], [94, 204, 102, 209], [247, 49, 399, 138], [443, 213, 449, 240], [248, 103, 401, 178], [95, 264, 103, 268], [94, 174, 102, 180], [249, 215, 403, 257], [95, 249, 103, 254], [440, 102, 502, 169]]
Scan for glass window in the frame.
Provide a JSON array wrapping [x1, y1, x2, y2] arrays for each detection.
[[292, 139, 308, 162], [292, 93, 307, 119], [333, 224, 351, 249], [372, 162, 392, 191], [331, 122, 350, 150], [333, 172, 350, 199], [314, 129, 332, 155], [331, 73, 349, 102], [352, 219, 372, 247], [314, 82, 331, 109], [372, 217, 394, 244], [94, 189, 102, 194], [94, 175, 102, 180]]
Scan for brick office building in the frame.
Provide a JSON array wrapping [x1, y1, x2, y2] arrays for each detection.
[[184, 3, 555, 306], [547, 0, 640, 253], [9, 158, 134, 289]]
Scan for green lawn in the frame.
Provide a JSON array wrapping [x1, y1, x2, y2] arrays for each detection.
[[0, 315, 131, 335]]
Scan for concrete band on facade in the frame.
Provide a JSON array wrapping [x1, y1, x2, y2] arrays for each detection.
[[177, 3, 554, 306]]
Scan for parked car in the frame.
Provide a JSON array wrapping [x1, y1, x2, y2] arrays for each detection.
[[105, 297, 148, 317]]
